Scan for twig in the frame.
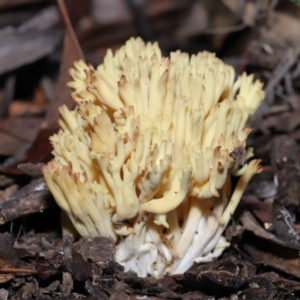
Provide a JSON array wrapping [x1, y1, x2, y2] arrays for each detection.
[[56, 0, 83, 58], [0, 268, 37, 274]]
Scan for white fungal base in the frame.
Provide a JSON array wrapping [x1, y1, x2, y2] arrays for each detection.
[[114, 160, 260, 278]]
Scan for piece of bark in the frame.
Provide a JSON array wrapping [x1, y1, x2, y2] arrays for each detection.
[[73, 237, 115, 264], [0, 289, 9, 300], [174, 257, 256, 297], [18, 162, 44, 178], [62, 236, 92, 282], [0, 178, 56, 224], [0, 185, 19, 202], [84, 279, 110, 300], [35, 254, 60, 281], [60, 271, 73, 297], [271, 135, 300, 213]]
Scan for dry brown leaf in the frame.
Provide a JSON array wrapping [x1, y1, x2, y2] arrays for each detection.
[[0, 118, 42, 143], [244, 242, 300, 279], [0, 118, 42, 156], [1, 0, 84, 173]]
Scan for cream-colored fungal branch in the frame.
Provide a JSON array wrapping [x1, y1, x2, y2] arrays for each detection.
[[42, 37, 264, 279]]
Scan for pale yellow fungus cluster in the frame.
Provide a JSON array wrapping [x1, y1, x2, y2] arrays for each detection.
[[43, 37, 264, 278]]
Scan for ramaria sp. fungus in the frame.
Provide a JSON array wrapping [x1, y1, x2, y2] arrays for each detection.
[[42, 37, 264, 279]]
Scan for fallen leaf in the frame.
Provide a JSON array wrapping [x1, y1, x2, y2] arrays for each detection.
[[244, 241, 300, 279], [1, 0, 84, 173], [0, 178, 55, 224]]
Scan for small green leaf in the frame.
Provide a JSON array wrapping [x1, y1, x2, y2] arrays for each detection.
[[290, 0, 300, 6]]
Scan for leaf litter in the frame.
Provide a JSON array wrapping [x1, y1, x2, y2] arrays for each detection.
[[0, 0, 300, 299]]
